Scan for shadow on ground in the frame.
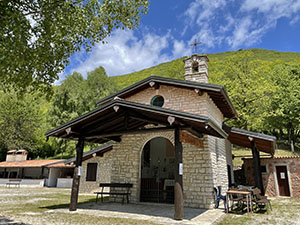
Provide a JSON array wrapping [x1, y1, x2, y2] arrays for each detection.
[[0, 216, 30, 225], [41, 199, 208, 220]]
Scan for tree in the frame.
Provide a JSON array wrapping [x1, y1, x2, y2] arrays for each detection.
[[0, 92, 52, 159], [0, 0, 148, 95], [209, 50, 275, 131], [166, 58, 185, 80], [48, 67, 117, 155], [266, 64, 300, 146], [85, 66, 118, 110]]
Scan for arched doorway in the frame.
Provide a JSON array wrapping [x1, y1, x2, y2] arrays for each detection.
[[140, 137, 175, 203]]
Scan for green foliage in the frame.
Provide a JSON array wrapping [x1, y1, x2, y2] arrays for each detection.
[[47, 66, 117, 155], [0, 0, 149, 95], [265, 64, 300, 143], [85, 66, 118, 110], [111, 58, 185, 89], [1, 48, 300, 160], [209, 50, 276, 130], [109, 48, 300, 146], [111, 49, 300, 89], [0, 92, 53, 160]]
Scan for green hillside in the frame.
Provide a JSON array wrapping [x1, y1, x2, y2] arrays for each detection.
[[110, 48, 300, 89]]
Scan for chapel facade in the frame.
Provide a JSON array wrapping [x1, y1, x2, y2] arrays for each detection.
[[46, 52, 276, 212], [76, 54, 234, 209]]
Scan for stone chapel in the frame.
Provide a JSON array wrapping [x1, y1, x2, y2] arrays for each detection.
[[46, 53, 276, 216]]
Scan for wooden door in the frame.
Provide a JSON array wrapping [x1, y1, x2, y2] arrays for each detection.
[[276, 166, 290, 196]]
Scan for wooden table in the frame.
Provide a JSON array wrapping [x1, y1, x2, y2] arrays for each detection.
[[226, 189, 252, 215]]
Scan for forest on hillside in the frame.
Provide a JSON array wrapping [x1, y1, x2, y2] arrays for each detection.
[[0, 49, 299, 161]]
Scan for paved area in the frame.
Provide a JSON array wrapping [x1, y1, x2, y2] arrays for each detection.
[[0, 187, 225, 224], [50, 202, 226, 225]]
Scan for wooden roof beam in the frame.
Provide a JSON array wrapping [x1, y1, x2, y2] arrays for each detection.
[[87, 126, 189, 139]]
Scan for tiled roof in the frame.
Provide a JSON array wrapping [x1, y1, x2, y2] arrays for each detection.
[[273, 155, 300, 159], [0, 159, 66, 168], [45, 99, 228, 144], [46, 162, 74, 168], [223, 125, 276, 155], [243, 155, 300, 160]]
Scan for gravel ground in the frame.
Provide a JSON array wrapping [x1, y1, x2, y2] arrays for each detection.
[[1, 187, 299, 225], [0, 187, 224, 225]]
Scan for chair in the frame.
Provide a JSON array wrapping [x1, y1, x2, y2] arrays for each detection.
[[229, 191, 243, 210], [252, 187, 272, 211], [214, 186, 226, 211]]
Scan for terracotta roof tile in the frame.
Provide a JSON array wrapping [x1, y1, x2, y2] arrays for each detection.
[[273, 155, 300, 159], [0, 160, 65, 168], [47, 162, 74, 168]]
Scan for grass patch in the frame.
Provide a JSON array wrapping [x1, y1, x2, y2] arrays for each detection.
[[0, 187, 159, 225], [218, 197, 300, 225]]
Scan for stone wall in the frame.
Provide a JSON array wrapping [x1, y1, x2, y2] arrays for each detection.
[[78, 80, 232, 208], [243, 157, 300, 198], [182, 135, 215, 208], [125, 85, 207, 116], [79, 151, 112, 193], [208, 135, 228, 194], [124, 85, 223, 128], [91, 130, 217, 208], [205, 95, 224, 127]]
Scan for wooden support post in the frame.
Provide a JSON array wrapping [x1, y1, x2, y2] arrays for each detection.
[[250, 140, 264, 195], [174, 127, 184, 220], [41, 167, 44, 179], [70, 137, 85, 211]]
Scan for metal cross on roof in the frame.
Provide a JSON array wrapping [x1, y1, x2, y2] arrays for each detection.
[[190, 39, 201, 54]]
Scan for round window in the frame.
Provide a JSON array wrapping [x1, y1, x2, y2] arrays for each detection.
[[151, 95, 164, 107]]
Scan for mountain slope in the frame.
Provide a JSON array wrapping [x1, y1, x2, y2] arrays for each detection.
[[110, 48, 300, 89]]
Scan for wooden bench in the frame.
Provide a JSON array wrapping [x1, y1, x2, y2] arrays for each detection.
[[6, 179, 21, 188], [94, 183, 133, 204]]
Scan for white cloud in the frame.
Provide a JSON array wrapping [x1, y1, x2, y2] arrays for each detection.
[[184, 0, 226, 26], [226, 17, 272, 48], [241, 0, 300, 15], [183, 0, 300, 49], [65, 29, 191, 78], [172, 40, 191, 58], [290, 15, 300, 25]]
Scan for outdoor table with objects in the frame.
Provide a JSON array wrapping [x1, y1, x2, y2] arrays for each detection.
[[226, 188, 253, 215]]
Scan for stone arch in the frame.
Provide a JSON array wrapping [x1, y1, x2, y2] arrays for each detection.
[[139, 133, 175, 203], [192, 60, 199, 73]]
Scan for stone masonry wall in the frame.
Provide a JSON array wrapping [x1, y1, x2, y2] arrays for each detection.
[[125, 85, 207, 115], [208, 135, 228, 193], [79, 151, 112, 193], [98, 130, 216, 208], [205, 95, 224, 127], [124, 85, 223, 127], [243, 157, 300, 198], [182, 136, 215, 208], [85, 81, 229, 208]]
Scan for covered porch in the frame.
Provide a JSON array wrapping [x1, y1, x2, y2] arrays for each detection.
[[223, 125, 276, 194], [45, 99, 227, 220]]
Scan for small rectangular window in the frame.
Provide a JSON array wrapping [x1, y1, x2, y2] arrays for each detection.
[[86, 163, 97, 181], [261, 165, 267, 173]]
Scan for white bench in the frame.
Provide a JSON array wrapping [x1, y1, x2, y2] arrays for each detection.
[[6, 179, 21, 188]]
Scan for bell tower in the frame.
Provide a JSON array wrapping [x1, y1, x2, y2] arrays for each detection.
[[183, 39, 209, 83]]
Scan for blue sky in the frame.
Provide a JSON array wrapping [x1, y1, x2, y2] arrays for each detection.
[[62, 0, 300, 82]]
